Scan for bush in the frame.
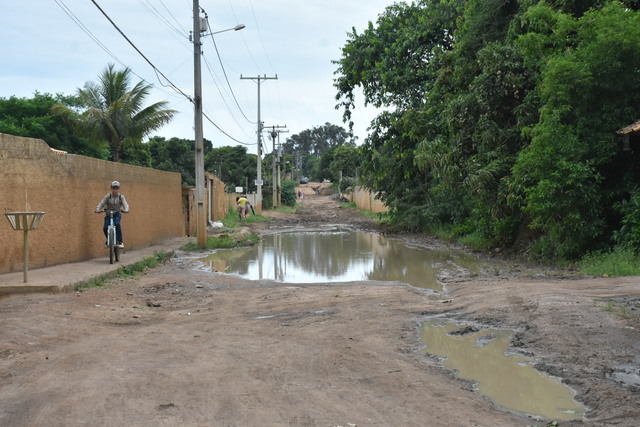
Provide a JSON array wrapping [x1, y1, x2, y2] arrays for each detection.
[[281, 179, 298, 206]]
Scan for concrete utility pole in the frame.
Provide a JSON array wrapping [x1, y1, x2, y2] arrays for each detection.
[[192, 4, 244, 247], [240, 74, 278, 211], [276, 129, 289, 207], [193, 0, 206, 247], [267, 125, 287, 208]]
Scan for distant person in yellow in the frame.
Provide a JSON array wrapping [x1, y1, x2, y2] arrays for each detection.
[[237, 195, 251, 220]]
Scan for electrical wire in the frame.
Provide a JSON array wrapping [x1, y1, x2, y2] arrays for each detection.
[[63, 0, 255, 145], [203, 13, 255, 124], [203, 111, 253, 145], [247, 0, 276, 73], [54, 0, 123, 68], [90, 0, 192, 102], [202, 55, 254, 141], [137, 0, 190, 48]]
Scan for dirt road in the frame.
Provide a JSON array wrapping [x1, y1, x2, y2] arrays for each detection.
[[1, 187, 639, 426]]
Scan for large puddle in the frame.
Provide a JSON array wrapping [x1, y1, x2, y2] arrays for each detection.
[[421, 319, 584, 421], [197, 230, 484, 290], [195, 229, 585, 420]]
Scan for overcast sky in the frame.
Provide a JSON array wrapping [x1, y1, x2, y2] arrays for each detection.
[[0, 0, 397, 151]]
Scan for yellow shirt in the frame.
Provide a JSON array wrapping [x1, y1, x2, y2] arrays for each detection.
[[237, 197, 249, 208]]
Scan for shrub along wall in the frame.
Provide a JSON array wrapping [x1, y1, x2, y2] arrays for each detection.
[[0, 134, 184, 274]]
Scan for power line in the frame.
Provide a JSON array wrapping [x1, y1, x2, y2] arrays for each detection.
[[203, 14, 255, 124], [202, 111, 253, 145], [137, 0, 190, 48], [248, 0, 276, 73], [55, 0, 123, 67], [202, 55, 254, 140], [56, 0, 181, 103], [90, 0, 191, 101], [65, 0, 251, 145]]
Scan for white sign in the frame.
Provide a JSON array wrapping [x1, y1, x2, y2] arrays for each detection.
[[235, 187, 244, 193], [255, 180, 264, 186]]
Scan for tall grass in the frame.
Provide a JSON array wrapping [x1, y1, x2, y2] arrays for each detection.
[[221, 207, 271, 228], [578, 246, 640, 277]]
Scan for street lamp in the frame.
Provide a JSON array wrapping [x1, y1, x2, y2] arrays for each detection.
[[193, 0, 244, 247], [207, 24, 246, 35]]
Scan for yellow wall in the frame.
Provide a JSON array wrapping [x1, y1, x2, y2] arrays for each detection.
[[0, 134, 184, 274], [206, 172, 227, 222], [351, 186, 389, 214]]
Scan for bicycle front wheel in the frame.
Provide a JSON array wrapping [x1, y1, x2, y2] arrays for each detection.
[[108, 227, 116, 264]]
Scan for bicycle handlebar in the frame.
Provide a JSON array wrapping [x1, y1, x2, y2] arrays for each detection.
[[96, 209, 129, 215]]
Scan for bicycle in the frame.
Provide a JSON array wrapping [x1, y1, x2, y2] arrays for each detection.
[[102, 210, 120, 264]]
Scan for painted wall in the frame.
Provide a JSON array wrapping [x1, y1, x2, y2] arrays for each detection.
[[351, 186, 389, 214], [0, 134, 184, 274]]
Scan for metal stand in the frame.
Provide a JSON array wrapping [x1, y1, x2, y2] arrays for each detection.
[[4, 212, 46, 282]]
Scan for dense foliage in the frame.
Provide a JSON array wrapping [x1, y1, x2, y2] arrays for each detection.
[[334, 0, 640, 260], [282, 122, 359, 182], [0, 92, 108, 159]]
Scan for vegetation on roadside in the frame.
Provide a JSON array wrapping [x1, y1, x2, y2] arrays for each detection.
[[335, 1, 640, 263], [76, 251, 172, 290], [220, 207, 271, 228], [578, 247, 640, 277], [180, 232, 259, 251]]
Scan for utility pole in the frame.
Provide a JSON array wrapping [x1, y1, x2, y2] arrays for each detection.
[[276, 129, 289, 207], [240, 74, 277, 211], [267, 125, 287, 208], [193, 0, 206, 248], [192, 3, 244, 247]]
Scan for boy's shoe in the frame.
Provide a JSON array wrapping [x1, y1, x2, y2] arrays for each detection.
[[116, 242, 124, 248]]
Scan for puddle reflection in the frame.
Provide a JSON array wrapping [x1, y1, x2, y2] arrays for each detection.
[[421, 319, 584, 421], [197, 230, 483, 290]]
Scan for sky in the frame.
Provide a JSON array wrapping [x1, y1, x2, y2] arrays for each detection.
[[0, 0, 397, 152]]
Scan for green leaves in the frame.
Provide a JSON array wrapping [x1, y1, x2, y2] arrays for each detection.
[[53, 64, 177, 162], [334, 0, 640, 260]]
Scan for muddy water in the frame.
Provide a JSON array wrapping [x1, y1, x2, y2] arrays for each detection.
[[198, 230, 584, 420], [197, 230, 484, 290], [421, 319, 584, 421]]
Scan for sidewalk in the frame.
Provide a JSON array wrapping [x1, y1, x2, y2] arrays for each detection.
[[0, 236, 194, 297]]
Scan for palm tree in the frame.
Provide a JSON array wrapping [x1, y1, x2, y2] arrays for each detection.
[[53, 64, 177, 162]]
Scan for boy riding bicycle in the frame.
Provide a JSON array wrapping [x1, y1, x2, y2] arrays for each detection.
[[95, 181, 129, 248]]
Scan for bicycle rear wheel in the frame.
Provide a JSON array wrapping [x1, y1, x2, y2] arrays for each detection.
[[108, 227, 116, 264]]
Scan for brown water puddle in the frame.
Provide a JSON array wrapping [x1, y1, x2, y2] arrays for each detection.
[[197, 230, 484, 290], [421, 319, 584, 421]]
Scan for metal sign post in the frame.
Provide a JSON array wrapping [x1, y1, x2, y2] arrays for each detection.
[[4, 212, 46, 282]]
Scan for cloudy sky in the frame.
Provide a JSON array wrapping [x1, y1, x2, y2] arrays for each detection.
[[0, 0, 397, 151]]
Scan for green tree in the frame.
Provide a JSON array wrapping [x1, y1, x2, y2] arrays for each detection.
[[0, 92, 108, 158], [334, 0, 463, 228], [52, 64, 176, 162], [283, 123, 356, 179], [510, 2, 640, 259], [205, 145, 257, 192], [335, 0, 640, 260], [147, 136, 213, 186], [329, 145, 361, 183]]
